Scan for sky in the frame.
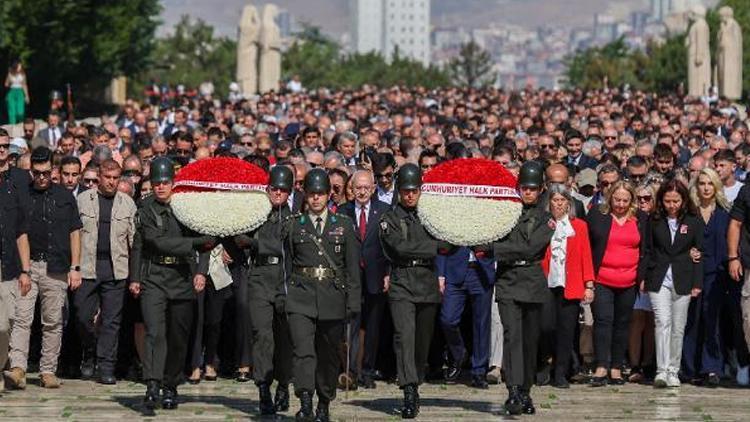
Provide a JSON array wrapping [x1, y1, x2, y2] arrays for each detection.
[[158, 0, 657, 39]]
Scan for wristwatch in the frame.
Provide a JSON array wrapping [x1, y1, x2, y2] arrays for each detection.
[[70, 265, 81, 272], [728, 256, 740, 262], [20, 269, 30, 276]]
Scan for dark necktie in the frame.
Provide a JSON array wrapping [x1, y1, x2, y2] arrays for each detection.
[[359, 206, 367, 239], [315, 217, 323, 235]]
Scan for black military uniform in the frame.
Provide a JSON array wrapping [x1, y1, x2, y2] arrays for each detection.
[[282, 168, 361, 422], [379, 163, 442, 419], [137, 157, 212, 410], [237, 166, 294, 416], [490, 161, 554, 416]]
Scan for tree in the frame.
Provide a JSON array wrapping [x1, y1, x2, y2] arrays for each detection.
[[0, 0, 161, 116], [283, 25, 449, 89], [132, 16, 237, 98], [563, 37, 644, 90], [447, 40, 496, 88]]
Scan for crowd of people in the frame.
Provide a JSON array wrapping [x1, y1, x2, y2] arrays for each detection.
[[2, 84, 750, 419]]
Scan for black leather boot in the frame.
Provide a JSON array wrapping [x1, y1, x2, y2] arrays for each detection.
[[258, 382, 275, 415], [503, 385, 523, 415], [295, 391, 314, 422], [161, 386, 178, 410], [520, 389, 536, 415], [275, 383, 290, 412], [143, 380, 160, 409], [314, 400, 330, 422], [401, 384, 418, 419]]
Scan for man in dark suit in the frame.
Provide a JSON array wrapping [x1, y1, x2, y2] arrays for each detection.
[[437, 246, 495, 388], [339, 170, 390, 389], [31, 110, 65, 150], [565, 129, 598, 171]]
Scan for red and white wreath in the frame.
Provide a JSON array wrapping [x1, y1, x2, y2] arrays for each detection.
[[417, 158, 522, 246], [171, 157, 271, 236]]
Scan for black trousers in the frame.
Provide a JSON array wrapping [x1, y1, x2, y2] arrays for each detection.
[[203, 269, 252, 369], [59, 290, 82, 373], [390, 300, 438, 387], [250, 296, 292, 385], [141, 289, 194, 387], [539, 287, 581, 380], [498, 299, 541, 390], [361, 292, 388, 376], [73, 278, 126, 374], [288, 313, 343, 403], [187, 290, 205, 371], [592, 284, 636, 369]]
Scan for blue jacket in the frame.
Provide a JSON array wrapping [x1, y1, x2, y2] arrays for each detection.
[[436, 246, 495, 287], [702, 207, 730, 277]]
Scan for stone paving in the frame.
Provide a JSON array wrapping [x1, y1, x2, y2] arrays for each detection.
[[1, 373, 749, 421]]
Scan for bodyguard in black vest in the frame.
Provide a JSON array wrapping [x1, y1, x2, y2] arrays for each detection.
[[282, 168, 361, 422], [235, 165, 294, 416], [131, 157, 213, 410]]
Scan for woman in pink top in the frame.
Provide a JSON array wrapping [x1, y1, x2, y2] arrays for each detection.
[[586, 180, 649, 386]]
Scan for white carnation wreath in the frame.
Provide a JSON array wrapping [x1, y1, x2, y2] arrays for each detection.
[[417, 193, 522, 246], [171, 191, 271, 237]]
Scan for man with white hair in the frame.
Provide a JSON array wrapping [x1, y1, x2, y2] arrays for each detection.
[[339, 170, 391, 389]]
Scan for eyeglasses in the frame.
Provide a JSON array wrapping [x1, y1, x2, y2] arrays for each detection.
[[0, 143, 9, 150], [604, 136, 618, 140], [637, 195, 652, 202], [628, 174, 645, 182], [599, 180, 613, 188], [83, 178, 98, 185], [175, 149, 192, 156], [32, 170, 52, 178], [240, 141, 254, 147], [375, 172, 393, 180], [420, 164, 434, 170], [539, 144, 555, 150]]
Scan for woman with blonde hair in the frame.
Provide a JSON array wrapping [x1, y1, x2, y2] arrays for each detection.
[[586, 180, 650, 385], [4, 60, 29, 124], [682, 168, 738, 387]]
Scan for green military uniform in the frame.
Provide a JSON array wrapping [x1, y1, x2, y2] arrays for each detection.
[[379, 203, 440, 387], [243, 204, 293, 412], [491, 160, 554, 415], [137, 157, 211, 410], [379, 163, 442, 420], [283, 208, 361, 405], [138, 195, 209, 386]]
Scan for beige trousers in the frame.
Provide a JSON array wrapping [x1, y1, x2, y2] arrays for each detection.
[[0, 278, 19, 385], [8, 260, 67, 374]]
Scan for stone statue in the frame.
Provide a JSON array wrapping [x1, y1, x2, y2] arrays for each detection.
[[686, 5, 712, 97], [718, 6, 743, 100], [237, 4, 260, 97], [258, 4, 282, 94]]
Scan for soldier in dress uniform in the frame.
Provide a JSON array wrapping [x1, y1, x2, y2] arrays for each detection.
[[282, 168, 361, 422], [379, 163, 447, 419], [130, 157, 214, 410], [482, 160, 554, 415], [234, 165, 294, 416]]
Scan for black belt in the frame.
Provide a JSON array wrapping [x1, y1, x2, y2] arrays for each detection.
[[30, 252, 47, 262], [151, 256, 185, 265], [398, 259, 433, 268], [294, 266, 335, 280], [256, 256, 281, 266]]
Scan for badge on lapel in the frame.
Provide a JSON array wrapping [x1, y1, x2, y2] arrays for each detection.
[[335, 245, 341, 253], [380, 221, 388, 232], [679, 224, 688, 234]]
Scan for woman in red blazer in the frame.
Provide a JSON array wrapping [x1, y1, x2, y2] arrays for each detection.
[[541, 184, 596, 388]]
